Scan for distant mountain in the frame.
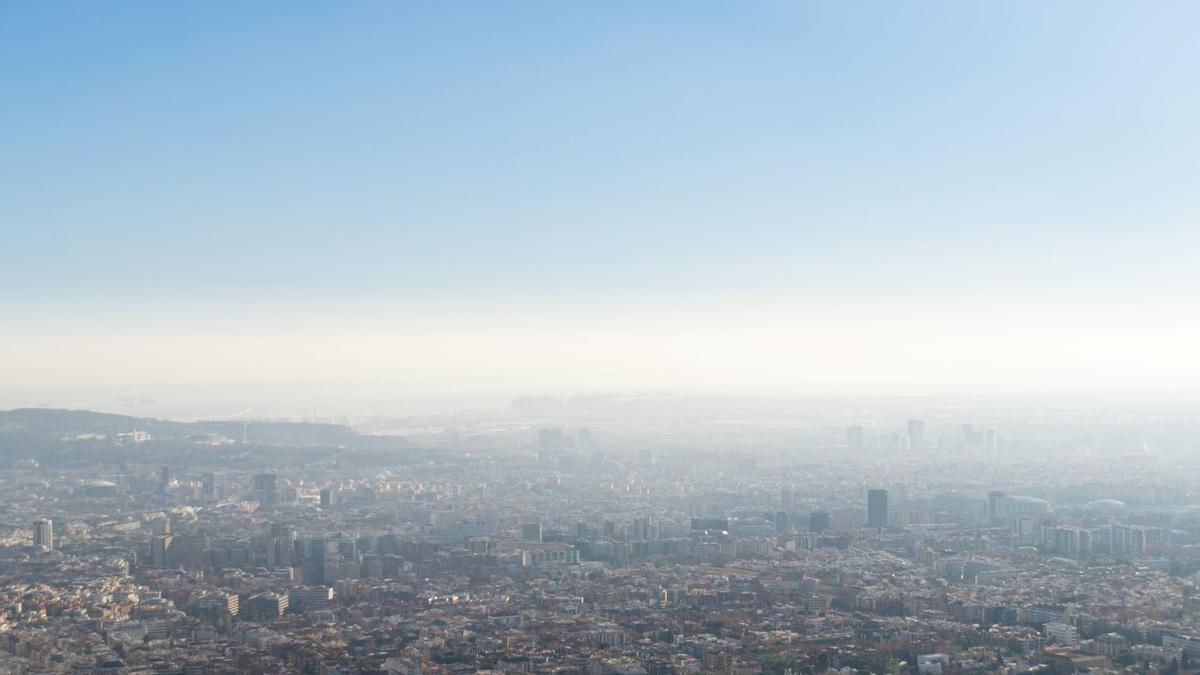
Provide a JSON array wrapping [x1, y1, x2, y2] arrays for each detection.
[[0, 407, 356, 444], [0, 408, 371, 465]]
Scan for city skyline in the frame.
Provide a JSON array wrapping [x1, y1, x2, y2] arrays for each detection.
[[2, 5, 1198, 673]]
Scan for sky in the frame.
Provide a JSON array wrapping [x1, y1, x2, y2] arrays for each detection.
[[2, 2, 1199, 413]]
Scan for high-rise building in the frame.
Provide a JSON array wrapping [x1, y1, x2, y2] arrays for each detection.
[[907, 419, 926, 452], [320, 488, 339, 508], [774, 511, 792, 534], [1111, 524, 1148, 557], [867, 489, 889, 528], [846, 425, 865, 453], [1045, 622, 1080, 648], [267, 536, 292, 568], [880, 433, 901, 453], [808, 510, 831, 533], [171, 534, 209, 569], [152, 534, 174, 567], [252, 473, 279, 506], [987, 490, 1006, 522], [780, 486, 795, 512], [159, 466, 171, 494], [245, 592, 288, 620], [521, 522, 543, 542], [152, 516, 172, 535], [33, 519, 53, 551]]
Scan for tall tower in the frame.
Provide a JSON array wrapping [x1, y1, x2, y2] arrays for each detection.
[[867, 489, 889, 529], [809, 510, 831, 533], [846, 425, 865, 454], [320, 488, 338, 509], [253, 473, 279, 506], [521, 522, 543, 542], [987, 491, 1006, 523], [152, 534, 174, 567], [33, 519, 54, 551], [907, 419, 926, 452]]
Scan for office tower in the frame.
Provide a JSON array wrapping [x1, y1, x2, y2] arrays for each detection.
[[987, 491, 1006, 522], [1111, 524, 1148, 557], [33, 519, 54, 551], [171, 534, 209, 569], [267, 536, 292, 568], [774, 511, 792, 534], [159, 466, 171, 493], [846, 425, 865, 454], [521, 522, 543, 542], [780, 486, 795, 512], [880, 433, 901, 453], [252, 473, 279, 506], [630, 517, 651, 540], [320, 488, 338, 508], [203, 472, 228, 500], [335, 537, 358, 560], [907, 419, 926, 452], [245, 592, 289, 620], [867, 489, 889, 528], [537, 428, 567, 450], [809, 510, 831, 533], [152, 516, 172, 536], [152, 534, 174, 567]]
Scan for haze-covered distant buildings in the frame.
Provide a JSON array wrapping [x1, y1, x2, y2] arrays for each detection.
[[1, 402, 1200, 673]]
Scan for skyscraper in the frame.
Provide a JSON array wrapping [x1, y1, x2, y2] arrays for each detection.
[[809, 510, 831, 533], [33, 519, 53, 551], [907, 419, 926, 452], [521, 522, 543, 542], [846, 425, 865, 454], [987, 490, 1006, 523], [152, 534, 174, 567], [320, 488, 338, 508], [252, 473, 279, 506], [867, 489, 889, 528]]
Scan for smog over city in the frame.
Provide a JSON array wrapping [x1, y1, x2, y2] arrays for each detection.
[[2, 3, 1200, 675]]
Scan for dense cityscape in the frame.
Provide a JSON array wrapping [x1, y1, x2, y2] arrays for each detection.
[[2, 398, 1200, 675], [6, 2, 1199, 674]]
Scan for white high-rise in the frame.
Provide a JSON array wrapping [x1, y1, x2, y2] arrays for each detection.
[[33, 519, 53, 552]]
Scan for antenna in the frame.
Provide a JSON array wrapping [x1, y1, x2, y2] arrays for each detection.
[[212, 409, 255, 444]]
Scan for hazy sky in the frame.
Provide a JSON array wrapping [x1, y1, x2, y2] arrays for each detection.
[[3, 2, 1199, 405]]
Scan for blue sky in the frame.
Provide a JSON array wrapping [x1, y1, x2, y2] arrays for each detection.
[[2, 2, 1199, 401]]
